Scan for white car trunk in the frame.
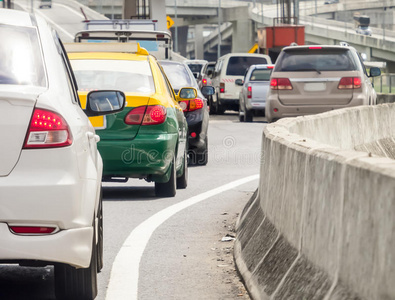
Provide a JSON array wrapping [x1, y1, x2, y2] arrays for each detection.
[[0, 89, 38, 176]]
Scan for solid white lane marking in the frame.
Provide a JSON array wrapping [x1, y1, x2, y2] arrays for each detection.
[[105, 174, 259, 300]]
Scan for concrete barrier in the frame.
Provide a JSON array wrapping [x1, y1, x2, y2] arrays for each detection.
[[235, 104, 395, 300]]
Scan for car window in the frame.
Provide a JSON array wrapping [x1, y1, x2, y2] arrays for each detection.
[[187, 64, 204, 73], [226, 56, 268, 76], [276, 49, 357, 72], [250, 69, 272, 81], [205, 64, 215, 74], [160, 63, 197, 93], [0, 25, 46, 86], [70, 59, 155, 94]]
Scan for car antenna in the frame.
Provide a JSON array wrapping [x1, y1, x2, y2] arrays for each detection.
[[80, 7, 88, 21]]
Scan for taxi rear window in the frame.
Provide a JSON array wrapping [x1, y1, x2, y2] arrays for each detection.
[[71, 59, 155, 94], [276, 48, 357, 72], [0, 25, 46, 87]]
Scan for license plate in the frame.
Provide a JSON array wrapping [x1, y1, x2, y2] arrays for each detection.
[[304, 82, 326, 92]]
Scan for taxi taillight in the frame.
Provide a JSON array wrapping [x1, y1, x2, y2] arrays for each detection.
[[124, 105, 167, 125], [179, 98, 204, 112]]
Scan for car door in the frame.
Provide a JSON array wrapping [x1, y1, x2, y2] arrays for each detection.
[[56, 36, 101, 179], [159, 65, 187, 168]]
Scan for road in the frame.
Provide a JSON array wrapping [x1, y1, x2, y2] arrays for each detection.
[[0, 112, 266, 299], [3, 3, 266, 298]]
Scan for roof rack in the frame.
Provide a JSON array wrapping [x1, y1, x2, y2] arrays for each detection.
[[82, 19, 158, 31], [64, 42, 149, 56]]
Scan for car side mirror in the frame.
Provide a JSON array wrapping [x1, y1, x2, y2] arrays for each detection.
[[85, 90, 126, 117], [178, 87, 197, 100], [235, 79, 244, 86], [193, 72, 199, 79], [201, 86, 215, 96], [207, 70, 213, 77], [369, 67, 381, 78]]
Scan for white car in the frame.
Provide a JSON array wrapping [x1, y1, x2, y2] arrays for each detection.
[[0, 9, 124, 299]]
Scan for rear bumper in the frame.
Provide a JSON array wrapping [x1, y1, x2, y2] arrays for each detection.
[[266, 95, 366, 122], [99, 132, 178, 179], [246, 101, 266, 111], [185, 109, 208, 152], [0, 223, 92, 268], [0, 149, 98, 268]]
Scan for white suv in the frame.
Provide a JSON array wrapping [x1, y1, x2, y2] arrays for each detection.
[[0, 10, 124, 299]]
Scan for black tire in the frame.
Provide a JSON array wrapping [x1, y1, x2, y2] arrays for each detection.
[[209, 95, 217, 115], [97, 190, 104, 272], [55, 224, 98, 300], [215, 94, 225, 115], [155, 157, 176, 197], [238, 111, 244, 122], [176, 150, 188, 189], [238, 101, 245, 122], [245, 109, 253, 122], [196, 137, 208, 166]]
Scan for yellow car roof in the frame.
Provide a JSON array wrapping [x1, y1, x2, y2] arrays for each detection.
[[67, 51, 148, 61], [65, 42, 150, 61]]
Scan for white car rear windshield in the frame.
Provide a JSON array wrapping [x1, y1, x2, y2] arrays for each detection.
[[250, 69, 272, 81], [0, 25, 46, 87], [226, 56, 269, 76], [276, 49, 357, 72], [161, 63, 198, 92], [71, 59, 155, 94]]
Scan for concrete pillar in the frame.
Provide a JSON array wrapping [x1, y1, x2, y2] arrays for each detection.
[[231, 19, 255, 53], [170, 26, 188, 57], [149, 0, 167, 32], [123, 0, 136, 19], [194, 25, 205, 59]]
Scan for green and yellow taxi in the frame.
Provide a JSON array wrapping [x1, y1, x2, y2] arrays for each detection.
[[66, 43, 190, 197]]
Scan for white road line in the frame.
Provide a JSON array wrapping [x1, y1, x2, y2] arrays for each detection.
[[105, 174, 259, 300]]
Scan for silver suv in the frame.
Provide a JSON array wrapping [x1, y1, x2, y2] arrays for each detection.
[[266, 43, 381, 122]]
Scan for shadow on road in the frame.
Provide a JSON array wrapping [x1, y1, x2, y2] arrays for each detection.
[[103, 185, 158, 201], [0, 265, 55, 300]]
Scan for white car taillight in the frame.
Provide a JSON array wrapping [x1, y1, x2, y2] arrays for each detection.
[[23, 108, 72, 149], [247, 85, 252, 99]]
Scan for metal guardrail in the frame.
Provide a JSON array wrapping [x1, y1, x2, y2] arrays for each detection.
[[373, 74, 395, 94]]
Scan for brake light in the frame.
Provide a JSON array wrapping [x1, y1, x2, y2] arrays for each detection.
[[270, 78, 293, 90], [267, 65, 274, 69], [220, 82, 225, 93], [309, 46, 322, 49], [23, 108, 72, 149], [9, 226, 56, 235], [202, 78, 207, 85], [124, 105, 167, 125], [180, 98, 204, 112], [338, 77, 362, 89], [247, 85, 252, 99]]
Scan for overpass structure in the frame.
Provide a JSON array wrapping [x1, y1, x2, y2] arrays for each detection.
[[175, 0, 395, 69], [80, 0, 395, 69]]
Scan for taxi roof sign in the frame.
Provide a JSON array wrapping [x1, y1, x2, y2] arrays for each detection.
[[64, 42, 149, 56]]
